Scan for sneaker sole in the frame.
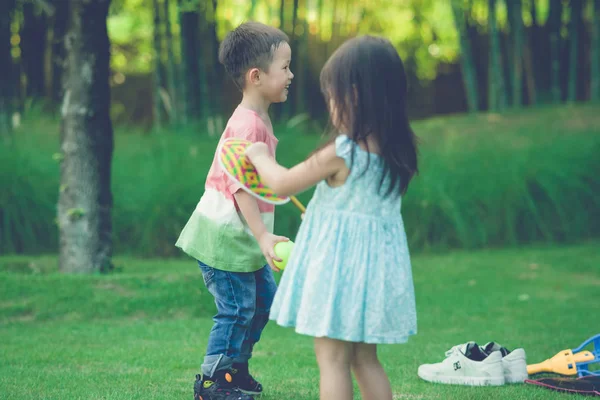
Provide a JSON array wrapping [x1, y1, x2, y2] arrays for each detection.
[[418, 371, 505, 386], [505, 374, 528, 384]]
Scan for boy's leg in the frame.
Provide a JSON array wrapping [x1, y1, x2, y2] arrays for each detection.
[[351, 343, 393, 400], [235, 265, 277, 364], [198, 262, 257, 377], [230, 265, 276, 394], [314, 337, 354, 400]]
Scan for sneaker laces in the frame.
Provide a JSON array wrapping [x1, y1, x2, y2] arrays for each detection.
[[445, 344, 467, 358]]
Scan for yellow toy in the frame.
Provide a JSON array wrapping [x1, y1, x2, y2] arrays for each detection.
[[527, 349, 595, 376], [528, 334, 600, 377]]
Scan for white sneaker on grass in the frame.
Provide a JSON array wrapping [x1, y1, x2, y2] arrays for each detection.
[[418, 342, 505, 386], [480, 342, 528, 383]]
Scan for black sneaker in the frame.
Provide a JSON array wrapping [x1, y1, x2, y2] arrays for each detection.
[[193, 370, 254, 400], [231, 363, 263, 396]]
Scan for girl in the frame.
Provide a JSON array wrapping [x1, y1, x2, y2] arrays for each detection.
[[245, 35, 419, 400]]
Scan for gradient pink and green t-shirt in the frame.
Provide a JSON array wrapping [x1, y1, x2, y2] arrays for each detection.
[[176, 106, 278, 272]]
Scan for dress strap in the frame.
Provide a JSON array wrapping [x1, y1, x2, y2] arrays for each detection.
[[335, 134, 354, 161]]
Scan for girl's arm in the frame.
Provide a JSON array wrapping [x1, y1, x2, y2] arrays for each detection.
[[246, 142, 346, 197]]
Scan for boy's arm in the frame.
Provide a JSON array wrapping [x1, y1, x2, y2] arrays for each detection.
[[233, 190, 289, 271]]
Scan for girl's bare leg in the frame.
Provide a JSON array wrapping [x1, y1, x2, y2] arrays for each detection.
[[314, 337, 354, 400]]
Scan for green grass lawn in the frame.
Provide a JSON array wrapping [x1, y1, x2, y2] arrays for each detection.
[[1, 242, 599, 399]]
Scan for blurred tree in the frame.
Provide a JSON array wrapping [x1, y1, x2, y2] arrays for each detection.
[[451, 0, 479, 112], [206, 0, 222, 118], [567, 0, 583, 103], [593, 0, 600, 102], [178, 0, 205, 122], [50, 0, 70, 105], [152, 0, 165, 128], [510, 0, 524, 107], [488, 0, 506, 111], [163, 0, 179, 124], [197, 0, 214, 127], [0, 0, 16, 137], [548, 0, 563, 103], [523, 0, 537, 104], [207, 0, 224, 119], [294, 0, 309, 115], [21, 0, 48, 99], [279, 0, 292, 120], [7, 0, 598, 125], [58, 0, 114, 274]]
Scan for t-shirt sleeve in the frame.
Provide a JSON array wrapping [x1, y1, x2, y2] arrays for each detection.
[[225, 117, 268, 196]]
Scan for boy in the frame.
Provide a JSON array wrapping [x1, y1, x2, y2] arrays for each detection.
[[175, 22, 293, 400]]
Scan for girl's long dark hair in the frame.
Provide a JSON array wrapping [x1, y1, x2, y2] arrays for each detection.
[[320, 35, 418, 196]]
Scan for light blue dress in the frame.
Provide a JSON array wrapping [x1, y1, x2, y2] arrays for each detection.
[[269, 135, 417, 344]]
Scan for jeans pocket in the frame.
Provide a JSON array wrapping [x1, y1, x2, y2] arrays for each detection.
[[198, 262, 215, 286]]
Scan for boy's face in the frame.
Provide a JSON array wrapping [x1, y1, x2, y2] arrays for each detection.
[[259, 42, 293, 103]]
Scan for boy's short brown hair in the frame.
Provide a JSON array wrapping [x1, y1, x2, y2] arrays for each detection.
[[218, 21, 289, 91]]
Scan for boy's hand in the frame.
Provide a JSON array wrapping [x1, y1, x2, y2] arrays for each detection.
[[258, 232, 289, 272]]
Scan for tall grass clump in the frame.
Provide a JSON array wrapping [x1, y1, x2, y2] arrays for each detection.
[[403, 107, 600, 250], [0, 120, 59, 254], [2, 105, 599, 256]]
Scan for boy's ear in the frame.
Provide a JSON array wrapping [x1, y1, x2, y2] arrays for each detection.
[[246, 67, 261, 86]]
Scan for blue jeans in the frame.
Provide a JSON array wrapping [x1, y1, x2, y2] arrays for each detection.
[[198, 261, 277, 377]]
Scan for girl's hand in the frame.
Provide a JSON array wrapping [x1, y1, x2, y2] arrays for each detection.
[[258, 232, 289, 272], [245, 142, 270, 161]]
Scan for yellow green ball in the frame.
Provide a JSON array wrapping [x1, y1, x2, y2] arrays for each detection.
[[273, 241, 294, 270]]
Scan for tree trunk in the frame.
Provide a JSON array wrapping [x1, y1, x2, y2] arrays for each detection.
[[279, 0, 285, 31], [163, 0, 179, 123], [195, 8, 210, 125], [152, 0, 165, 128], [524, 0, 537, 104], [530, 0, 538, 29], [58, 0, 114, 274], [287, 0, 299, 115], [451, 1, 479, 113], [207, 0, 221, 118], [51, 1, 70, 105], [505, 0, 515, 104], [318, 0, 325, 60], [294, 0, 309, 115], [163, 0, 179, 124], [548, 0, 562, 103], [328, 0, 339, 55], [0, 0, 16, 137], [178, 1, 203, 121], [278, 0, 291, 120], [591, 0, 600, 102], [567, 0, 582, 103], [292, 0, 309, 114], [523, 40, 537, 104], [511, 0, 524, 107], [21, 1, 48, 100], [488, 0, 506, 111]]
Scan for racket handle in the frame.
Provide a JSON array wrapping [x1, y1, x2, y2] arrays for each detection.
[[290, 196, 306, 213], [527, 360, 552, 375]]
